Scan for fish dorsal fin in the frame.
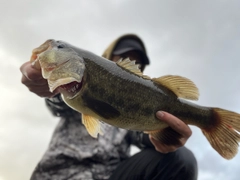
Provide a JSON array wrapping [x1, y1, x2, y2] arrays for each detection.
[[152, 75, 199, 100], [82, 114, 103, 138], [116, 58, 151, 79]]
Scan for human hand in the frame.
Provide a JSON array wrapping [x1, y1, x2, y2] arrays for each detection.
[[20, 61, 59, 98], [149, 111, 192, 153]]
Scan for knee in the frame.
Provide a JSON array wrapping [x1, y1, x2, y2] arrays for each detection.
[[162, 147, 198, 180]]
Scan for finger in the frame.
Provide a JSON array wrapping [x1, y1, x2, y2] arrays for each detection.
[[32, 78, 48, 85], [149, 135, 177, 153], [150, 136, 168, 153], [31, 59, 41, 70], [156, 111, 192, 138], [38, 90, 60, 98], [27, 86, 58, 98], [28, 84, 59, 94], [28, 85, 50, 93], [20, 62, 43, 81], [21, 75, 48, 86]]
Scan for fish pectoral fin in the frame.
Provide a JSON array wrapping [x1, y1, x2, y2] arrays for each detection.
[[82, 114, 103, 138], [145, 127, 183, 146], [116, 58, 151, 79], [152, 75, 199, 100]]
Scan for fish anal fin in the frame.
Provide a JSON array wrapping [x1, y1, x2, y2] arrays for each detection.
[[116, 58, 151, 79], [82, 114, 103, 138], [145, 127, 183, 146], [152, 75, 199, 100]]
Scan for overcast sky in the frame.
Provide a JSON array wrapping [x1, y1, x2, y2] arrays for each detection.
[[0, 0, 240, 179]]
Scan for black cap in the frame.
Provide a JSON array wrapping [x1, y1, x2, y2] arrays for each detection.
[[112, 38, 150, 65]]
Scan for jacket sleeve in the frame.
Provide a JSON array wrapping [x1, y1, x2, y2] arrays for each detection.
[[45, 94, 78, 118], [127, 131, 154, 149]]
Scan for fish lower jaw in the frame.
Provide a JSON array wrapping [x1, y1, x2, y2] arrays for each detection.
[[48, 77, 79, 91], [58, 80, 83, 99]]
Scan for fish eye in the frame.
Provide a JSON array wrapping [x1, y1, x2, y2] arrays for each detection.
[[58, 44, 64, 49]]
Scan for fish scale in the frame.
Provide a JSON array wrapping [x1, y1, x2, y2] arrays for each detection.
[[69, 55, 212, 131]]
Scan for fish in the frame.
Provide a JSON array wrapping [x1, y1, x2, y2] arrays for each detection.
[[30, 39, 240, 160]]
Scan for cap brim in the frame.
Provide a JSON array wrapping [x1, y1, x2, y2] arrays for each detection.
[[113, 48, 149, 65], [112, 47, 137, 55]]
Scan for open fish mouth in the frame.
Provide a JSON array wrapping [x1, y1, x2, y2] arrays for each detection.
[[30, 39, 86, 99], [49, 77, 84, 99]]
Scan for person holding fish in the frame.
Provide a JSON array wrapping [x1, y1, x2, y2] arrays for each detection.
[[20, 34, 198, 179]]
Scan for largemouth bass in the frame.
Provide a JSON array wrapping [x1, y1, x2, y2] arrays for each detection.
[[30, 39, 240, 160]]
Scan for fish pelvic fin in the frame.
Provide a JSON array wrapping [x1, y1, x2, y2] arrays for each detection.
[[152, 75, 199, 100], [202, 108, 240, 159], [82, 114, 103, 138], [145, 127, 183, 147]]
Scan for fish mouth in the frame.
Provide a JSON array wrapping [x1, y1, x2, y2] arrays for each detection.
[[49, 77, 84, 99], [30, 39, 86, 99]]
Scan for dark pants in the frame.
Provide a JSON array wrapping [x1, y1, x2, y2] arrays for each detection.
[[109, 147, 198, 180]]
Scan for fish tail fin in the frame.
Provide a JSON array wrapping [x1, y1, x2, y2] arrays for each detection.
[[202, 108, 240, 159]]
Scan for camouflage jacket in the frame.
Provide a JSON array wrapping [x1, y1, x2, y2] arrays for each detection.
[[31, 94, 153, 180]]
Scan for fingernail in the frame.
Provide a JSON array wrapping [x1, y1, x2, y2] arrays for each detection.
[[156, 111, 164, 118]]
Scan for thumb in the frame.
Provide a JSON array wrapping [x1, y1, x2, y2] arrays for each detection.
[[31, 59, 41, 70]]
